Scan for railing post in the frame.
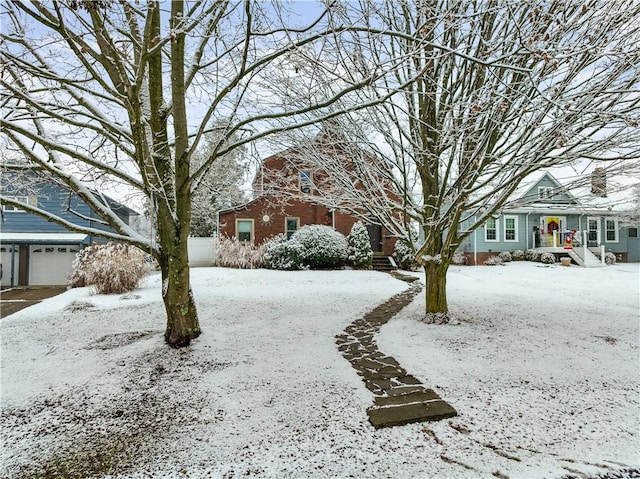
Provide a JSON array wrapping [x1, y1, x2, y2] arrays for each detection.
[[601, 245, 606, 265], [583, 230, 588, 267]]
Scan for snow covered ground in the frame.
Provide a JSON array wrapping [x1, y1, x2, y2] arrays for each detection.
[[1, 263, 638, 478]]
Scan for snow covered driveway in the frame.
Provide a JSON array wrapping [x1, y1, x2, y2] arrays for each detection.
[[1, 264, 638, 478]]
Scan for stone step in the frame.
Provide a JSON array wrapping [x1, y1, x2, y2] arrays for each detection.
[[367, 393, 457, 428]]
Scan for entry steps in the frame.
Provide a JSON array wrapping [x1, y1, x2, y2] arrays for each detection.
[[568, 247, 604, 268]]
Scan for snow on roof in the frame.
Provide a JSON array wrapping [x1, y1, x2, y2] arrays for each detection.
[[0, 232, 88, 244], [510, 166, 636, 213]]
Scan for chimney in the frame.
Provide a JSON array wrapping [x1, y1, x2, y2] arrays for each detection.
[[591, 167, 607, 197]]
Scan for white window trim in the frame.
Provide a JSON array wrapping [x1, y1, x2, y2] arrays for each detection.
[[605, 217, 619, 243], [1, 195, 36, 212], [503, 215, 519, 242], [587, 216, 601, 245], [485, 217, 499, 242], [538, 186, 554, 200], [236, 218, 254, 244]]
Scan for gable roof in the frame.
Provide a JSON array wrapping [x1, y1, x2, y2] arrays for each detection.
[[505, 167, 635, 214]]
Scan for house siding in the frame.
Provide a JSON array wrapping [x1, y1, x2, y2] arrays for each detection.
[[1, 181, 130, 235], [219, 197, 397, 256], [459, 213, 636, 264], [1, 172, 135, 285]]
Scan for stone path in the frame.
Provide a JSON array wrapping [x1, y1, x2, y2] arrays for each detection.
[[336, 277, 457, 428]]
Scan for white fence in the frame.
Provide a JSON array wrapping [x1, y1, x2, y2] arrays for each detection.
[[188, 237, 216, 267]]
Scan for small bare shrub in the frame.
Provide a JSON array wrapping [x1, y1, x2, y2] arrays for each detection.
[[214, 237, 264, 269], [69, 242, 152, 294], [483, 256, 504, 266], [604, 252, 616, 265], [498, 251, 512, 262], [452, 252, 467, 265]]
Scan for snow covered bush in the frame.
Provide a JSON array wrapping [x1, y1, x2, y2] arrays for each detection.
[[511, 250, 525, 261], [483, 256, 504, 266], [452, 251, 468, 265], [346, 221, 373, 269], [263, 234, 305, 271], [68, 242, 152, 294], [605, 252, 616, 265], [498, 251, 512, 262], [540, 252, 555, 264], [525, 249, 542, 262], [292, 225, 348, 269], [214, 237, 264, 269], [393, 239, 419, 271]]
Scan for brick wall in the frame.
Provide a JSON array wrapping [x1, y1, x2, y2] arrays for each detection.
[[219, 197, 397, 255]]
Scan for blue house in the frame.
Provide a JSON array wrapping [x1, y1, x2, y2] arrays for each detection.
[[1, 167, 137, 286], [458, 169, 640, 265]]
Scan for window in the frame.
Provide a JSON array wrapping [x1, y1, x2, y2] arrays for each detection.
[[629, 227, 638, 238], [605, 218, 618, 243], [588, 217, 600, 243], [299, 170, 312, 194], [236, 219, 254, 243], [485, 217, 498, 242], [1, 195, 36, 212], [285, 217, 299, 239], [538, 187, 553, 200], [504, 216, 518, 242]]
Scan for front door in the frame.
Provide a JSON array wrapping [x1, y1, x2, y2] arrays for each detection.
[[540, 216, 566, 247], [366, 224, 383, 252]]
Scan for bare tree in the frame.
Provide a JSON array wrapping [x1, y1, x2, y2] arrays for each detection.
[[0, 0, 399, 346], [190, 125, 248, 237], [292, 0, 640, 318]]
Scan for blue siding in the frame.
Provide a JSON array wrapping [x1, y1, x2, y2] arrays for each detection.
[[1, 173, 131, 237], [518, 174, 576, 205]]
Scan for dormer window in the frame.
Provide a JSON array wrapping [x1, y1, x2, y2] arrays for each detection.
[[538, 187, 554, 200], [299, 170, 312, 194]]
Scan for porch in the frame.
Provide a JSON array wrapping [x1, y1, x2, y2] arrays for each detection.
[[534, 229, 606, 267]]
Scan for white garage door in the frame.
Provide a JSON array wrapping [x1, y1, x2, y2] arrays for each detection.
[[29, 245, 80, 285], [0, 246, 19, 287]]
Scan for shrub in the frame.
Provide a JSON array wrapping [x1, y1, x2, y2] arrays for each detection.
[[393, 239, 419, 270], [214, 237, 264, 269], [263, 234, 305, 271], [525, 249, 542, 262], [291, 225, 348, 269], [511, 250, 525, 261], [498, 251, 512, 262], [68, 242, 152, 294], [347, 221, 373, 269], [452, 251, 467, 265], [483, 256, 504, 266], [540, 252, 555, 264], [604, 252, 616, 265]]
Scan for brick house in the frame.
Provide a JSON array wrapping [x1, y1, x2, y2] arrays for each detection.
[[218, 134, 399, 256]]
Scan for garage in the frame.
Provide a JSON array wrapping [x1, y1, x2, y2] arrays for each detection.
[[29, 245, 80, 285], [0, 233, 87, 287]]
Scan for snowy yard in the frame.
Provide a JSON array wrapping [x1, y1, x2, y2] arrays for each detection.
[[1, 263, 638, 478]]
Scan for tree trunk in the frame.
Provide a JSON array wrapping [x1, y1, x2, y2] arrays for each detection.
[[158, 240, 201, 347], [424, 259, 449, 316]]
